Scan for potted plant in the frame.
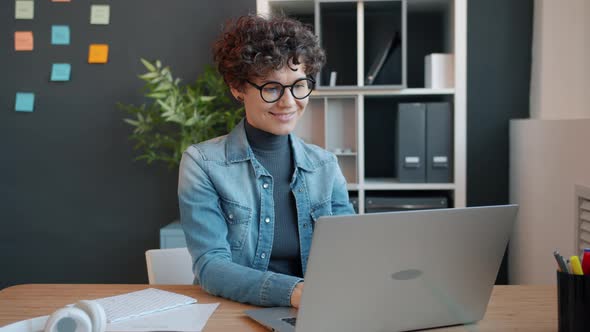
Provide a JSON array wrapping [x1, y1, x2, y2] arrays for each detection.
[[118, 59, 244, 247], [118, 59, 244, 168]]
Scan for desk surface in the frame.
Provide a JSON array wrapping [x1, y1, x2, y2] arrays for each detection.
[[0, 284, 557, 331]]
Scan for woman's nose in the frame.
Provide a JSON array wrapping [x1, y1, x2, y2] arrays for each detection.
[[277, 88, 296, 107]]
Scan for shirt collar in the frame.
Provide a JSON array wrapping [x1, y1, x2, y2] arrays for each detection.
[[226, 118, 314, 171]]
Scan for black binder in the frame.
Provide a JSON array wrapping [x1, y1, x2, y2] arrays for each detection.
[[426, 102, 453, 183], [397, 103, 426, 182]]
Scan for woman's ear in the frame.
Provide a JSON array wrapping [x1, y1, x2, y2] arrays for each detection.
[[230, 86, 244, 103]]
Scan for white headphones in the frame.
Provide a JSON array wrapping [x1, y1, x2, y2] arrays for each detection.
[[44, 300, 106, 332]]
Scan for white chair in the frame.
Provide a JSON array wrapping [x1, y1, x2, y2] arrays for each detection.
[[145, 248, 194, 285]]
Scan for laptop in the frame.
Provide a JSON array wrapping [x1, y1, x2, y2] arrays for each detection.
[[245, 204, 518, 332]]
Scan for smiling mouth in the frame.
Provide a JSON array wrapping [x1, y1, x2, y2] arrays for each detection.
[[269, 112, 296, 121]]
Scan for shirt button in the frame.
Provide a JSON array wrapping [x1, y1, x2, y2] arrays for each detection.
[[303, 223, 308, 228], [263, 183, 269, 189], [265, 217, 270, 223], [228, 214, 234, 220], [298, 188, 303, 192], [261, 253, 266, 259]]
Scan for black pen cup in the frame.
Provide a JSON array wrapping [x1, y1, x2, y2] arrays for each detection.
[[557, 271, 590, 332]]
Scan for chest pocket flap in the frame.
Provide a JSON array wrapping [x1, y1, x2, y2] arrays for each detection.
[[219, 198, 251, 224], [219, 198, 251, 250]]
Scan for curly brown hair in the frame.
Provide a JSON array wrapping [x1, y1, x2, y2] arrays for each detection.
[[212, 14, 326, 91]]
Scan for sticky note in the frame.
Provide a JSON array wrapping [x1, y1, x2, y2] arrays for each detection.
[[51, 63, 71, 81], [88, 44, 109, 63], [51, 25, 70, 45], [15, 92, 35, 112], [90, 5, 110, 25], [14, 31, 34, 51], [15, 0, 34, 19]]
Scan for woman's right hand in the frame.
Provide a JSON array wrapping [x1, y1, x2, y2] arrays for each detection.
[[290, 282, 304, 308]]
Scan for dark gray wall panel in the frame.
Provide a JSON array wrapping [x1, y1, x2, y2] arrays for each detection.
[[1, 0, 254, 289]]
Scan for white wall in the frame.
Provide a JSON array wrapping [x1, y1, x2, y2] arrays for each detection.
[[529, 0, 590, 119], [510, 120, 590, 284], [509, 0, 590, 284]]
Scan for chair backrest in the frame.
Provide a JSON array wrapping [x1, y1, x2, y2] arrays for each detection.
[[145, 248, 194, 285]]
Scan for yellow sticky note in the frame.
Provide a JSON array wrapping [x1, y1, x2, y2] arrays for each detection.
[[14, 31, 34, 51], [88, 44, 109, 63]]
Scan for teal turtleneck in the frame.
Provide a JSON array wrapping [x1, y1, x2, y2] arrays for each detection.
[[244, 119, 302, 278]]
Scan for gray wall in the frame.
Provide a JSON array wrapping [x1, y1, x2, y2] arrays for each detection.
[[0, 1, 254, 289], [467, 0, 534, 283]]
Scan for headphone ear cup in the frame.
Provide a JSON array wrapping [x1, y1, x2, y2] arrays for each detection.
[[44, 307, 92, 332], [74, 301, 107, 332]]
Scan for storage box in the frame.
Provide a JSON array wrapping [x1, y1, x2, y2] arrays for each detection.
[[160, 221, 187, 248], [425, 53, 454, 88]]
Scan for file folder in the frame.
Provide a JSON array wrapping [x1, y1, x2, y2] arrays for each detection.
[[397, 103, 426, 182], [426, 102, 452, 182]]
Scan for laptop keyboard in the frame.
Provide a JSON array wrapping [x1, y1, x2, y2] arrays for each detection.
[[281, 317, 297, 326]]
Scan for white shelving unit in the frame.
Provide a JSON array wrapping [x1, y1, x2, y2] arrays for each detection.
[[258, 0, 467, 213]]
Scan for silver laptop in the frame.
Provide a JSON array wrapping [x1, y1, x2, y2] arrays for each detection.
[[245, 205, 518, 332]]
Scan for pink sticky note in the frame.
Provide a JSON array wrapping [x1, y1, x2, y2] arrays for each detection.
[[15, 31, 34, 51]]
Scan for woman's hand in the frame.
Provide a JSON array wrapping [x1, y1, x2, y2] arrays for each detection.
[[290, 282, 304, 308]]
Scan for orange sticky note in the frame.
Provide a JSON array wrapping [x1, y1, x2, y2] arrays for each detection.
[[88, 44, 109, 63], [14, 31, 34, 51]]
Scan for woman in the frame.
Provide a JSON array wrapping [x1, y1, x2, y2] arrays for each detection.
[[178, 14, 355, 308]]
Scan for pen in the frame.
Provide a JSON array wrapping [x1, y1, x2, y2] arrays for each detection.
[[553, 251, 569, 273], [582, 248, 590, 275], [570, 255, 584, 275]]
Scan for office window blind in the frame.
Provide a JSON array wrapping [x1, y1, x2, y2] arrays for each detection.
[[578, 189, 590, 251]]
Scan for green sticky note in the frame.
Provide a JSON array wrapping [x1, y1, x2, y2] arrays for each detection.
[[15, 0, 34, 19], [15, 92, 35, 112], [51, 25, 70, 45], [50, 63, 71, 81], [90, 5, 110, 25]]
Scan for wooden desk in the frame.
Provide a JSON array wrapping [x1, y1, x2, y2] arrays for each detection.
[[0, 284, 557, 331]]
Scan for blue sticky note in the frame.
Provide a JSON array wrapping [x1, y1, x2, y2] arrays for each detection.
[[51, 25, 70, 45], [15, 92, 35, 112], [51, 63, 71, 81]]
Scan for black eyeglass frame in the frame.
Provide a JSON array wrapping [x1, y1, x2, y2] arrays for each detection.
[[245, 77, 316, 103]]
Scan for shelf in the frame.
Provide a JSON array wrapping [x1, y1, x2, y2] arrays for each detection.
[[268, 0, 314, 15], [260, 0, 467, 208], [347, 183, 360, 191], [313, 88, 454, 96], [334, 152, 357, 157], [363, 178, 455, 190]]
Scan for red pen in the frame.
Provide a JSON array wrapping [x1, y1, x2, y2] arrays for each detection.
[[582, 248, 590, 275]]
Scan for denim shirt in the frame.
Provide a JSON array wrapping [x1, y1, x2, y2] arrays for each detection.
[[178, 119, 354, 307]]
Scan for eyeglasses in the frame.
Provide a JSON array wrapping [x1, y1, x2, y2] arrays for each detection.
[[246, 77, 316, 103]]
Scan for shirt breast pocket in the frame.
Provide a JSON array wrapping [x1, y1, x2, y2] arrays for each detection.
[[219, 198, 252, 250], [310, 199, 333, 227]]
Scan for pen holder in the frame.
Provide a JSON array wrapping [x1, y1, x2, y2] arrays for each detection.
[[557, 271, 590, 332]]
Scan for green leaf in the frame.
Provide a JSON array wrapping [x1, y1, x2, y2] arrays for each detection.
[[124, 119, 139, 126], [156, 100, 174, 113], [138, 72, 159, 80], [140, 58, 156, 72], [147, 92, 167, 99], [199, 96, 216, 102]]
